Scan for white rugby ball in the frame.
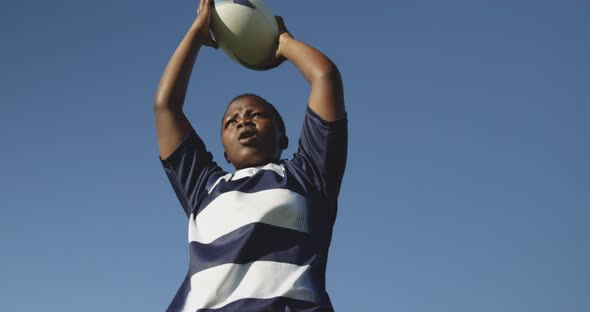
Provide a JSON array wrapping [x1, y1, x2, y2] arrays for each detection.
[[211, 0, 278, 70]]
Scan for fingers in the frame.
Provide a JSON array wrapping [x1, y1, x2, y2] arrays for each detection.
[[193, 0, 217, 49], [275, 16, 284, 26], [275, 16, 288, 34], [198, 0, 213, 15], [203, 34, 219, 49], [197, 0, 204, 14]]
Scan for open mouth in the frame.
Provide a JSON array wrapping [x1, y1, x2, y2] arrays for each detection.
[[238, 129, 257, 145]]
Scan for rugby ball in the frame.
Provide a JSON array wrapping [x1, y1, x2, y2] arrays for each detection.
[[211, 0, 278, 70]]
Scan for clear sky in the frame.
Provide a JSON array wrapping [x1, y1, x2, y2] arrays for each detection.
[[1, 0, 589, 311]]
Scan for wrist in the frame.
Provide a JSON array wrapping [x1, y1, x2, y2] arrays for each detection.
[[189, 22, 209, 43], [278, 32, 293, 46], [277, 33, 294, 58], [192, 32, 210, 48]]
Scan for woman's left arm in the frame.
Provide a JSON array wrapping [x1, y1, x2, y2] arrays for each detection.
[[272, 17, 345, 121]]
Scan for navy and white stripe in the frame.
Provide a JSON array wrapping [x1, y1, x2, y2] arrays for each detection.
[[162, 108, 347, 311], [189, 188, 309, 244], [179, 165, 325, 311]]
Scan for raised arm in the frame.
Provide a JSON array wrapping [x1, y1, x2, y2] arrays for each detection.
[[154, 0, 216, 159], [274, 18, 345, 122]]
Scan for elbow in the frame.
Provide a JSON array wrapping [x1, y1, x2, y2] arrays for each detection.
[[310, 62, 342, 83], [153, 93, 168, 112], [153, 92, 181, 113]]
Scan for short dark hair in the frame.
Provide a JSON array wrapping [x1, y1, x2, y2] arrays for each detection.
[[226, 93, 286, 137]]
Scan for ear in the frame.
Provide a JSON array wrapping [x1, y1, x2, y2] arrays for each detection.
[[224, 152, 231, 164], [279, 136, 289, 150]]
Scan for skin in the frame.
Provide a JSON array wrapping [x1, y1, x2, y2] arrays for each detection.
[[221, 96, 286, 169], [154, 0, 345, 169]]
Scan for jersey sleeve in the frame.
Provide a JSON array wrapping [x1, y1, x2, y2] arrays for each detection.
[[292, 107, 348, 199], [160, 130, 225, 217]]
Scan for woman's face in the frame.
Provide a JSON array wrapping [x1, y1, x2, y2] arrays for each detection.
[[221, 95, 283, 170]]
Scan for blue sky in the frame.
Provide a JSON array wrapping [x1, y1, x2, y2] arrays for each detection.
[[1, 0, 589, 311]]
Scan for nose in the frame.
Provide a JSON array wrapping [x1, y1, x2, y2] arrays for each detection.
[[236, 117, 255, 129]]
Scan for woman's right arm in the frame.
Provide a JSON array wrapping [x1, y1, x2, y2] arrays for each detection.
[[154, 0, 216, 160]]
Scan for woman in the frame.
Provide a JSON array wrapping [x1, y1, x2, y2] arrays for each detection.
[[154, 0, 347, 310]]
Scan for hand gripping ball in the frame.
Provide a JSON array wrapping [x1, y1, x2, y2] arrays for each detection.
[[211, 0, 279, 70]]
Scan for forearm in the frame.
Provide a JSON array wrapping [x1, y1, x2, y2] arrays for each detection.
[[280, 37, 338, 84], [154, 23, 207, 111], [280, 36, 345, 121]]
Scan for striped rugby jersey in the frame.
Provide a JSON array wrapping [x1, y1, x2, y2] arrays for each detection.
[[161, 108, 347, 311]]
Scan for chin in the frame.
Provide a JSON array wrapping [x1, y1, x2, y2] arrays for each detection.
[[234, 154, 277, 170], [228, 145, 281, 170], [232, 155, 264, 169]]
